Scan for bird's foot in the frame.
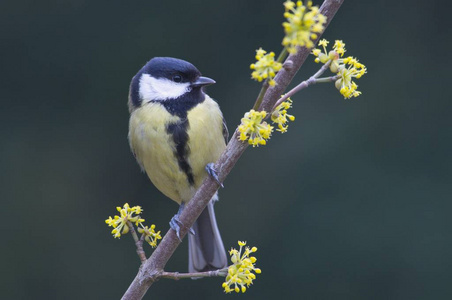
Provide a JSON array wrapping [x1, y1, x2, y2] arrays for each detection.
[[206, 163, 223, 188], [169, 214, 182, 241], [169, 203, 195, 241]]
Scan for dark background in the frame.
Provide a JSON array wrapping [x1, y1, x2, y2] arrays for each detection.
[[1, 0, 451, 299]]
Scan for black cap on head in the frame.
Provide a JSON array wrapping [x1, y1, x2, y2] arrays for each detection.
[[144, 57, 201, 83]]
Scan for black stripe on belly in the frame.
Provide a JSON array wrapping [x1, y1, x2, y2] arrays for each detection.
[[166, 118, 195, 186], [158, 89, 207, 186]]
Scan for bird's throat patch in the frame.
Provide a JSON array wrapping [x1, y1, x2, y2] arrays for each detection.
[[166, 118, 195, 186]]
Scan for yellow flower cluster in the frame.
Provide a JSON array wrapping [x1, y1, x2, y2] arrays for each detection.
[[335, 56, 366, 98], [222, 241, 261, 293], [250, 48, 282, 86], [238, 110, 273, 147], [271, 98, 295, 133], [138, 225, 162, 248], [105, 203, 162, 247], [282, 0, 327, 54], [105, 203, 144, 238], [312, 39, 367, 99]]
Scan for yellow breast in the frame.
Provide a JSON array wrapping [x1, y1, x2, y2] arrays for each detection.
[[128, 97, 226, 204]]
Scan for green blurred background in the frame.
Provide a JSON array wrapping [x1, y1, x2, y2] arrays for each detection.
[[1, 0, 451, 299]]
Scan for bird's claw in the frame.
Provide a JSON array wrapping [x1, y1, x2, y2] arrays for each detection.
[[169, 214, 182, 241], [188, 227, 195, 235], [206, 163, 224, 188], [169, 203, 196, 240]]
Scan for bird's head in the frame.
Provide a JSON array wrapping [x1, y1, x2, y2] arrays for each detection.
[[129, 57, 215, 111]]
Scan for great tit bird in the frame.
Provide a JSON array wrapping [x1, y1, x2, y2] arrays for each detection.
[[128, 57, 228, 272]]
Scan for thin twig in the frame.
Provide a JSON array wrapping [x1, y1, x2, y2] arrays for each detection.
[[252, 81, 269, 111], [272, 60, 332, 110], [160, 268, 228, 280], [127, 221, 147, 264], [276, 47, 289, 64], [122, 1, 344, 299], [316, 75, 339, 83]]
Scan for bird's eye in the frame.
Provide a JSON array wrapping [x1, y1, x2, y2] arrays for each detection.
[[172, 75, 182, 83]]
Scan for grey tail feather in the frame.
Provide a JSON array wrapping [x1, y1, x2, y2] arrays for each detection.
[[188, 199, 227, 273]]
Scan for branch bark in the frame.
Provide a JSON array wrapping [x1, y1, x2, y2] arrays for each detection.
[[127, 221, 147, 264], [122, 1, 344, 299]]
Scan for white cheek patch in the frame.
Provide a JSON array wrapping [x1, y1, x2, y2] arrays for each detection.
[[139, 74, 191, 101]]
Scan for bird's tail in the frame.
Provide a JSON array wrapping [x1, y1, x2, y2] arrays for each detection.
[[188, 197, 227, 273]]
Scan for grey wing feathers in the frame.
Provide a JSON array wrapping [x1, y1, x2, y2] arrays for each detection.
[[222, 117, 229, 144]]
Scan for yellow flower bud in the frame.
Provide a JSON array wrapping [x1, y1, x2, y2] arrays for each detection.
[[330, 61, 339, 73], [335, 79, 342, 90]]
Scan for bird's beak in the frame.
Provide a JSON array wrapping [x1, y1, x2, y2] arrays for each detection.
[[191, 76, 216, 87]]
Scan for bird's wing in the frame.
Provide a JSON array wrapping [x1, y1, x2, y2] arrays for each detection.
[[222, 117, 229, 145]]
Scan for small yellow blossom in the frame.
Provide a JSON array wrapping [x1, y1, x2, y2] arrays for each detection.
[[250, 48, 282, 86], [105, 203, 144, 238], [137, 225, 162, 248], [282, 1, 327, 54], [222, 241, 261, 294], [238, 110, 273, 147], [312, 39, 367, 99], [318, 38, 329, 48], [333, 40, 346, 56], [335, 57, 366, 99], [271, 98, 295, 133], [312, 38, 341, 65]]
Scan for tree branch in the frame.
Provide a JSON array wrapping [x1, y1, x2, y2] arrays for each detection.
[[122, 1, 344, 299]]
